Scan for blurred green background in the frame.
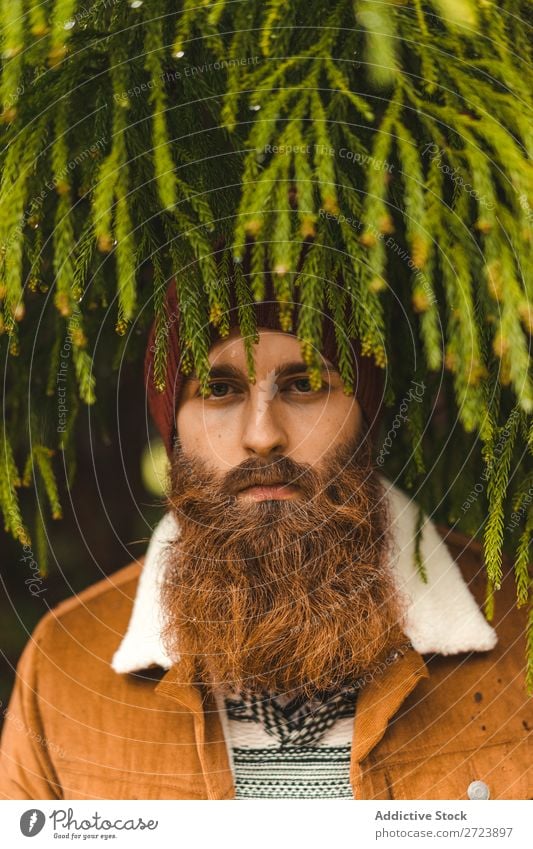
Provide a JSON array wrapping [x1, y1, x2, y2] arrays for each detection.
[[0, 364, 167, 730]]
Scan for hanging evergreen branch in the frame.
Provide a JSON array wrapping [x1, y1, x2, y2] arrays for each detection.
[[0, 0, 532, 685]]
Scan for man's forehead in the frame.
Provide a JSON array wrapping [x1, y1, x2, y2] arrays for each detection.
[[209, 326, 299, 355], [189, 328, 337, 376]]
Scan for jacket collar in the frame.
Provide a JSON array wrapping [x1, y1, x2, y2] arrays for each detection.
[[111, 475, 497, 675]]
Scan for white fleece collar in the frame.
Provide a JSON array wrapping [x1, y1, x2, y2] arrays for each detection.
[[111, 476, 497, 674]]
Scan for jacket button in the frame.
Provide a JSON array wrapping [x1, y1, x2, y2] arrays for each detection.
[[467, 780, 490, 800]]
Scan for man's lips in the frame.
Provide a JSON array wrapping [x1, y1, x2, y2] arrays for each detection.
[[237, 483, 300, 501]]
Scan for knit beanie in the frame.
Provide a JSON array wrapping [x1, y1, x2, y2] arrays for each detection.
[[145, 276, 385, 456]]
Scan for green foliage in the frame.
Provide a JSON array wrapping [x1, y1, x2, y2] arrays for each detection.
[[0, 0, 533, 683]]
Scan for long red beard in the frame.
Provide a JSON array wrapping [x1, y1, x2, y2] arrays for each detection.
[[159, 437, 408, 700]]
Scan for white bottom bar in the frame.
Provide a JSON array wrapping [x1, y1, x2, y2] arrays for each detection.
[[2, 799, 530, 848]]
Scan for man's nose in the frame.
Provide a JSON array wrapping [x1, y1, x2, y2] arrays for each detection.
[[240, 383, 288, 457]]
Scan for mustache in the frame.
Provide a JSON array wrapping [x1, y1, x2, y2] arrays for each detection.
[[221, 453, 320, 497], [180, 436, 371, 499]]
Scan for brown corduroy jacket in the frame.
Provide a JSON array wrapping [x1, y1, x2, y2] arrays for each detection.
[[0, 528, 531, 801]]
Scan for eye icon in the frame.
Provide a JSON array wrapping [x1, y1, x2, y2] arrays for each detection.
[[20, 809, 46, 837]]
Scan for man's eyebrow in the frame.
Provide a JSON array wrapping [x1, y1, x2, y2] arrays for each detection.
[[187, 360, 338, 382]]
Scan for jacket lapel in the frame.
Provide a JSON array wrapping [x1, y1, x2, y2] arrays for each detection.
[[155, 660, 235, 799], [349, 646, 429, 799]]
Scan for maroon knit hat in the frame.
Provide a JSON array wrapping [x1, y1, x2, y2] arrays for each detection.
[[145, 276, 385, 456]]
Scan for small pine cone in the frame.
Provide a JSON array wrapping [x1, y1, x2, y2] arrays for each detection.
[[300, 339, 314, 363], [309, 368, 323, 391], [374, 347, 387, 368], [97, 233, 114, 253], [369, 276, 386, 293], [13, 302, 25, 322], [244, 218, 263, 236], [360, 231, 377, 248], [322, 195, 339, 215], [361, 337, 372, 357], [279, 305, 293, 333], [31, 23, 49, 37], [444, 350, 457, 372], [412, 289, 430, 313], [518, 302, 533, 334], [71, 327, 87, 348], [411, 235, 429, 269], [1, 107, 17, 124], [115, 319, 128, 336], [54, 292, 72, 317], [378, 214, 395, 235], [492, 332, 509, 358], [474, 218, 492, 235], [48, 45, 67, 67], [182, 349, 193, 373], [300, 217, 316, 238], [467, 360, 489, 386], [209, 303, 224, 326], [19, 529, 31, 546]]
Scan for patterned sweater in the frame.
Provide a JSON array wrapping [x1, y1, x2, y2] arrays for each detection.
[[214, 683, 360, 799]]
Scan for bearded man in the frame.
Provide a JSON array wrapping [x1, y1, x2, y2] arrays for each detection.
[[0, 280, 530, 800]]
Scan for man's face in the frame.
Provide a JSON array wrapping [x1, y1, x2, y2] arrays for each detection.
[[160, 327, 405, 700], [175, 327, 364, 494]]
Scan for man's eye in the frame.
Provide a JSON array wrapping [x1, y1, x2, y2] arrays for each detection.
[[207, 382, 233, 397], [292, 377, 313, 393], [289, 378, 329, 394]]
